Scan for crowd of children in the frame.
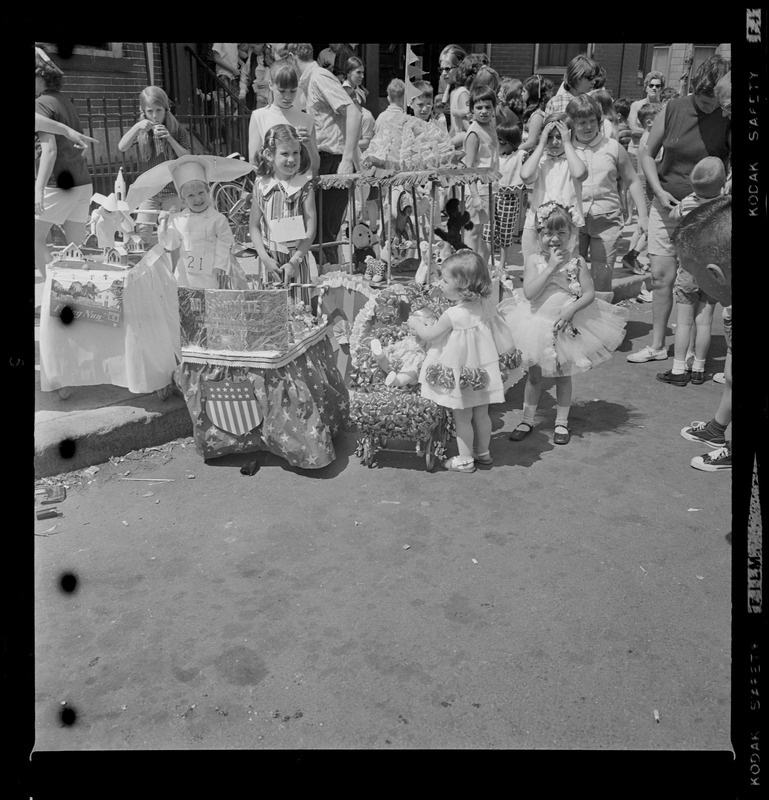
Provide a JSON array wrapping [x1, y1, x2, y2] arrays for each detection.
[[37, 44, 732, 473]]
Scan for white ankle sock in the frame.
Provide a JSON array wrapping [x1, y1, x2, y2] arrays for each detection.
[[692, 358, 706, 372], [555, 406, 570, 428], [521, 404, 537, 426], [672, 359, 688, 374]]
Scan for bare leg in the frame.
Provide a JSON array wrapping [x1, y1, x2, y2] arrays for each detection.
[[672, 303, 695, 364], [648, 254, 677, 351], [554, 375, 572, 410], [471, 404, 492, 456], [452, 407, 475, 460], [693, 301, 715, 362], [35, 219, 54, 279], [715, 351, 732, 428]]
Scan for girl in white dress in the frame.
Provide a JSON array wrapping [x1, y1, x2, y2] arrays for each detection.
[[408, 251, 521, 473]]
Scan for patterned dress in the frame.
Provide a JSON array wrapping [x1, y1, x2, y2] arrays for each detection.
[[254, 173, 314, 307]]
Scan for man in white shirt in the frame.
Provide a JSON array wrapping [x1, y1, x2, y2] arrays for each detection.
[[286, 43, 361, 265]]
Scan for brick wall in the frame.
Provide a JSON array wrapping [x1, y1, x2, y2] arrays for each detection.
[[486, 44, 537, 81], [50, 43, 164, 116]]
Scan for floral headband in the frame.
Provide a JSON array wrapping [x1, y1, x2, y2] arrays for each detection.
[[535, 201, 579, 230]]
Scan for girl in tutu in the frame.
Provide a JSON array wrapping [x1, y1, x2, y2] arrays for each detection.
[[408, 251, 522, 473], [501, 201, 627, 445]]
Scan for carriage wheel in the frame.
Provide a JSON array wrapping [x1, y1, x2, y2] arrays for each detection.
[[214, 182, 251, 243], [424, 436, 435, 471], [362, 437, 374, 468]]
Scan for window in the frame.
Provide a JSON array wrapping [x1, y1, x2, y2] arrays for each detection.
[[40, 42, 123, 58], [535, 44, 593, 77], [651, 46, 670, 81]]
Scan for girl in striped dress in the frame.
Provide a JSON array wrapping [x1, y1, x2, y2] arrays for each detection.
[[249, 124, 317, 307]]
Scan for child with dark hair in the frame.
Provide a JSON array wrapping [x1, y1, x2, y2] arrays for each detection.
[[520, 74, 555, 153], [483, 122, 525, 268], [462, 85, 500, 262], [519, 113, 587, 265], [249, 124, 317, 305]]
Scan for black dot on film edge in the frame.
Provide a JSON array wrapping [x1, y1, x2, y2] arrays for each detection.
[[59, 705, 77, 726], [60, 305, 74, 325], [59, 572, 78, 594], [59, 439, 76, 459], [56, 170, 75, 191]]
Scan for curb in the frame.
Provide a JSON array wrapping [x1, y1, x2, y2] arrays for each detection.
[[34, 394, 193, 479]]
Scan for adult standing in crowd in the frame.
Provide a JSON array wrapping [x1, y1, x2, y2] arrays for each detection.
[[212, 43, 240, 92], [34, 46, 93, 280], [627, 71, 665, 169], [628, 55, 731, 363], [438, 44, 469, 143], [285, 43, 361, 266], [545, 53, 599, 116]]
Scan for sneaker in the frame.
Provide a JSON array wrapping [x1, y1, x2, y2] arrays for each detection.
[[680, 420, 726, 447], [713, 372, 726, 384], [691, 445, 732, 472], [636, 283, 654, 303], [656, 369, 690, 386], [627, 345, 668, 363], [622, 253, 647, 276], [443, 456, 476, 473]]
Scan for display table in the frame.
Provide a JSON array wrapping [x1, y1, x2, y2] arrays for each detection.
[[39, 249, 181, 394], [175, 325, 348, 468]]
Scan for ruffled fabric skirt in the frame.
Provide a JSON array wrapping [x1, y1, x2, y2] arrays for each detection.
[[419, 311, 523, 409], [499, 289, 627, 378]]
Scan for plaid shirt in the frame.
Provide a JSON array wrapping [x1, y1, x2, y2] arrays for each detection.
[[544, 83, 573, 116]]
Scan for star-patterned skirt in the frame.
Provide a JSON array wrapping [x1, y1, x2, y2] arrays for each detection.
[[175, 334, 349, 468]]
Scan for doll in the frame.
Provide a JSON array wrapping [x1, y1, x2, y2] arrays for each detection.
[[414, 239, 447, 285], [370, 307, 437, 386]]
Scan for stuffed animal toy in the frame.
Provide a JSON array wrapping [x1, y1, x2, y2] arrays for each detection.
[[352, 222, 379, 272], [414, 240, 446, 286], [370, 307, 437, 387], [433, 197, 473, 252]]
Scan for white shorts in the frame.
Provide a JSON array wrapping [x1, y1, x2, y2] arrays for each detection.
[[35, 184, 93, 226]]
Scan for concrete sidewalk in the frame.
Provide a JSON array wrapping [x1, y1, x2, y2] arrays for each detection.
[[34, 223, 648, 479]]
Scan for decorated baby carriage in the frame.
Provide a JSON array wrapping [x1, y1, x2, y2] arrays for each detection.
[[348, 282, 455, 470]]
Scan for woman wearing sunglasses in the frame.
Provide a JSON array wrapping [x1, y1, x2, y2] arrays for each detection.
[[627, 72, 665, 164]]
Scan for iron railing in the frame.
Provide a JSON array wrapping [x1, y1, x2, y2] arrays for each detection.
[[80, 47, 251, 196]]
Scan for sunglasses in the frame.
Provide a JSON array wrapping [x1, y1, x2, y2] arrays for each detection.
[[649, 83, 663, 89], [440, 66, 452, 72]]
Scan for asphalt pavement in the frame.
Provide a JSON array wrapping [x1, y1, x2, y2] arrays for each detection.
[[31, 291, 732, 752]]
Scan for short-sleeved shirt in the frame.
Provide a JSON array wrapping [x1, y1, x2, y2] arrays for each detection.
[[657, 95, 731, 201], [299, 61, 354, 155], [573, 132, 622, 217], [248, 105, 316, 166], [35, 90, 91, 188], [212, 43, 239, 79], [523, 153, 585, 230]]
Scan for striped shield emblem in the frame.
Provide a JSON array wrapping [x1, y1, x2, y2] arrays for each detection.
[[203, 379, 262, 436]]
